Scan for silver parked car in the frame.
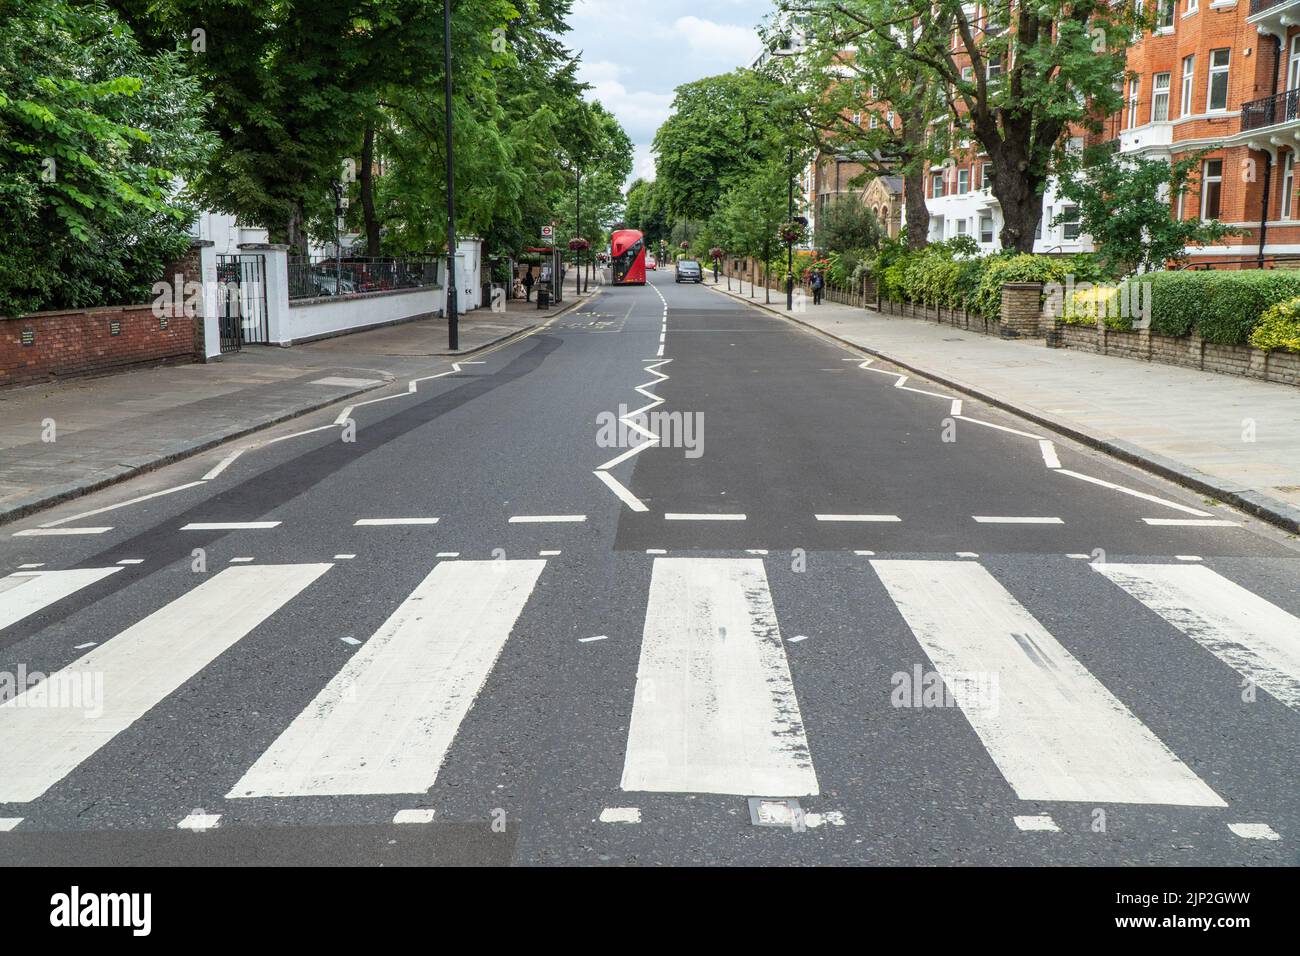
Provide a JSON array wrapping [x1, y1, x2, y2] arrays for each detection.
[[675, 259, 703, 283]]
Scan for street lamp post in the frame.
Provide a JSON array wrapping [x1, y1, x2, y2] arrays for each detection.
[[443, 0, 458, 350], [575, 165, 582, 298], [786, 146, 794, 312]]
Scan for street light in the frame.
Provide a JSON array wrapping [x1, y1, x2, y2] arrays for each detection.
[[443, 0, 458, 350], [786, 147, 794, 312]]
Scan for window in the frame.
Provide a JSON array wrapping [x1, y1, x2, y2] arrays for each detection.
[[1289, 34, 1300, 91], [954, 218, 968, 236], [987, 57, 1003, 81], [1207, 48, 1229, 112], [886, 110, 894, 125], [962, 66, 974, 83], [1157, 0, 1174, 29], [852, 112, 861, 126], [869, 114, 878, 129], [958, 168, 970, 194], [1201, 158, 1223, 220], [1152, 73, 1171, 122], [1128, 77, 1140, 128], [981, 161, 993, 190], [1060, 205, 1081, 241], [1181, 55, 1195, 116], [1283, 153, 1295, 221], [1186, 0, 1198, 12], [932, 172, 945, 197], [979, 213, 994, 243]]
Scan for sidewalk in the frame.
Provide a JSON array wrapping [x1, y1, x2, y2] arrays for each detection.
[[712, 276, 1300, 533], [0, 293, 590, 525]]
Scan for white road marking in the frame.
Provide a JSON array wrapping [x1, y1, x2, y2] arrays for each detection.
[[664, 513, 747, 521], [228, 557, 254, 564], [0, 567, 122, 633], [956, 551, 979, 558], [745, 549, 769, 555], [539, 550, 561, 556], [1176, 555, 1202, 561], [508, 514, 586, 524], [73, 642, 96, 650], [871, 560, 1225, 806], [1228, 822, 1281, 841], [1056, 469, 1211, 516], [436, 552, 460, 558], [333, 554, 356, 560], [955, 415, 1044, 441], [181, 522, 281, 531], [1066, 553, 1090, 559], [593, 470, 648, 512], [202, 449, 246, 481], [17, 564, 43, 570], [788, 635, 809, 643], [0, 563, 330, 802], [951, 399, 963, 416], [599, 807, 641, 824], [353, 518, 440, 526], [815, 514, 901, 522], [12, 527, 112, 537], [393, 808, 436, 824], [1038, 440, 1061, 469], [340, 636, 362, 646], [0, 818, 22, 832], [579, 635, 608, 643], [1014, 815, 1060, 833], [645, 549, 667, 555], [177, 812, 221, 831], [1142, 518, 1240, 527], [853, 550, 876, 556], [1094, 563, 1300, 710], [38, 481, 206, 528], [621, 557, 818, 796], [229, 559, 545, 797], [972, 516, 1063, 524], [117, 559, 144, 565]]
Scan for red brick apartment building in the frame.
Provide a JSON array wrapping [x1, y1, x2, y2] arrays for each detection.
[[1122, 0, 1300, 262]]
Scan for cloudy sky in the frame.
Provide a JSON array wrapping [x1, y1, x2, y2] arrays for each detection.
[[566, 0, 777, 185]]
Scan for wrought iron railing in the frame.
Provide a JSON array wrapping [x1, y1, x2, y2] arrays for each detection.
[[287, 256, 440, 301], [1241, 88, 1300, 132], [1249, 0, 1295, 16]]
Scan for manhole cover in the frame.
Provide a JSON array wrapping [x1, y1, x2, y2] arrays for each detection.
[[748, 797, 801, 827]]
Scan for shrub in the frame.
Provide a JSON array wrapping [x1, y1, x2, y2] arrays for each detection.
[[1147, 269, 1300, 343], [971, 254, 1067, 318], [1250, 296, 1300, 352], [1061, 284, 1133, 331]]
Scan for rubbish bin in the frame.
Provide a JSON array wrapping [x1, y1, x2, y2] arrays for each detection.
[[537, 285, 550, 309]]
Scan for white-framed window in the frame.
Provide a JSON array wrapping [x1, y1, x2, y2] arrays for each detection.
[[1060, 205, 1081, 240], [954, 218, 968, 236], [1289, 34, 1300, 91], [1128, 77, 1140, 127], [957, 167, 970, 194], [1201, 158, 1223, 220], [1186, 0, 1198, 13], [981, 161, 993, 190], [886, 110, 894, 125], [1152, 72, 1171, 122], [1283, 153, 1295, 220], [932, 171, 944, 197], [962, 66, 974, 83], [1156, 0, 1174, 30], [1181, 55, 1195, 116], [1207, 48, 1229, 113], [869, 114, 878, 129], [987, 57, 1003, 81], [852, 112, 862, 126], [979, 213, 994, 243]]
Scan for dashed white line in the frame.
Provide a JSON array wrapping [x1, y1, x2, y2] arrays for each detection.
[[39, 481, 207, 527], [539, 550, 562, 556], [664, 513, 747, 521], [177, 812, 221, 831], [599, 807, 641, 824], [1014, 815, 1060, 833], [579, 635, 608, 643], [393, 808, 436, 825], [1227, 822, 1280, 841], [181, 522, 281, 531], [508, 515, 587, 524], [436, 552, 460, 558], [116, 559, 144, 565], [354, 518, 441, 526], [815, 514, 901, 523], [333, 554, 356, 560], [973, 516, 1064, 524], [13, 527, 112, 537], [17, 564, 44, 570], [1142, 518, 1239, 527], [228, 557, 255, 564], [1038, 440, 1061, 469]]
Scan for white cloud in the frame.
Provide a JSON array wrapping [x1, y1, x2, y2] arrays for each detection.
[[576, 60, 675, 143], [672, 16, 763, 66]]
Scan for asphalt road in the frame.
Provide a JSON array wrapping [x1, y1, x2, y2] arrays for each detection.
[[0, 269, 1297, 866]]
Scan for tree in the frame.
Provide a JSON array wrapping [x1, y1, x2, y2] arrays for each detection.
[[800, 0, 1140, 251], [651, 69, 785, 223], [714, 159, 790, 304], [1055, 146, 1240, 273], [779, 1, 948, 250], [623, 178, 671, 246], [815, 194, 884, 254], [0, 0, 215, 316]]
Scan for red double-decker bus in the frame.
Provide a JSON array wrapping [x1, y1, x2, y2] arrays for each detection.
[[610, 228, 647, 285]]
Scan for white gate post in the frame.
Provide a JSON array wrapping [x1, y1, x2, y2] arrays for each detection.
[[238, 242, 291, 345]]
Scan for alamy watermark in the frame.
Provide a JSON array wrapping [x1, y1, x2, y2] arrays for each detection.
[[596, 404, 704, 458], [0, 665, 103, 718], [1044, 275, 1152, 330]]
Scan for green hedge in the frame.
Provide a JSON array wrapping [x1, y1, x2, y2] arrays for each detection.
[[971, 254, 1068, 319], [1147, 270, 1300, 344]]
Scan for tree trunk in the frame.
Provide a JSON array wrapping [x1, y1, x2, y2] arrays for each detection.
[[900, 107, 930, 250], [982, 117, 1050, 254], [360, 121, 381, 257], [285, 202, 308, 256]]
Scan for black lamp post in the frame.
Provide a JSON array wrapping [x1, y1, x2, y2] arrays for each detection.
[[443, 0, 458, 350], [786, 146, 795, 312]]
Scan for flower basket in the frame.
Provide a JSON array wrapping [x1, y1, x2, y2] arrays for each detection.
[[567, 238, 590, 251], [708, 247, 723, 260]]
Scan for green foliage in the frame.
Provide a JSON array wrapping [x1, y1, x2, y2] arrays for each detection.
[[815, 194, 883, 255], [0, 0, 215, 316], [1251, 296, 1300, 353], [1055, 146, 1241, 272], [972, 254, 1067, 319], [1146, 270, 1300, 344]]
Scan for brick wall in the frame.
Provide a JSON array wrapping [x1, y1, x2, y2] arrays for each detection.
[[0, 304, 198, 389]]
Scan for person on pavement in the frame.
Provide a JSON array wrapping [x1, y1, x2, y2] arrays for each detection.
[[811, 269, 825, 306], [523, 268, 535, 302]]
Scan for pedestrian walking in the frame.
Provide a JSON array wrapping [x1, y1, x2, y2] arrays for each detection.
[[523, 268, 535, 302], [811, 269, 824, 306]]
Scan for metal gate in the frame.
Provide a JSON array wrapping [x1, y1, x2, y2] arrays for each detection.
[[215, 254, 269, 352]]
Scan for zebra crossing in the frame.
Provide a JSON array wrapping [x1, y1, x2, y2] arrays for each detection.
[[0, 553, 1297, 827]]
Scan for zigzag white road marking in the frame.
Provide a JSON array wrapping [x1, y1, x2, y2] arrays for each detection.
[[594, 358, 673, 504]]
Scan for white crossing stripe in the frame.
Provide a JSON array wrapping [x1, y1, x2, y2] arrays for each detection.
[[814, 514, 901, 522], [620, 558, 818, 796], [0, 563, 330, 803], [871, 560, 1224, 806], [353, 518, 440, 526], [972, 516, 1063, 524], [0, 568, 122, 633], [228, 559, 545, 797], [12, 527, 112, 537], [1094, 564, 1300, 710], [181, 522, 281, 531], [1142, 518, 1239, 527]]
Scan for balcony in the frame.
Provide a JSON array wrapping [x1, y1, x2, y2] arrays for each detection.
[[1119, 121, 1174, 153], [1247, 0, 1300, 39], [1241, 89, 1300, 132]]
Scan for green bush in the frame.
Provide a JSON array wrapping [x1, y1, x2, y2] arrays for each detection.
[[1250, 295, 1300, 352], [1147, 270, 1300, 344], [971, 254, 1067, 318], [1061, 283, 1134, 331]]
